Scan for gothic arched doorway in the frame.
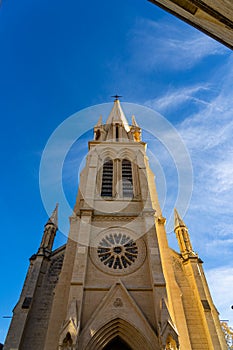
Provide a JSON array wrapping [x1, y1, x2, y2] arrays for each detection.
[[103, 336, 132, 350], [84, 317, 158, 350]]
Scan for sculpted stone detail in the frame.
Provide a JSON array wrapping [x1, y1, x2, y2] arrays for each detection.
[[60, 332, 73, 350], [113, 297, 123, 307], [165, 335, 179, 350], [157, 216, 166, 224]]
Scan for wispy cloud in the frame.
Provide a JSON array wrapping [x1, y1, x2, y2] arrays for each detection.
[[142, 53, 233, 327], [145, 85, 211, 112], [206, 238, 233, 250], [176, 58, 233, 200], [206, 266, 233, 324], [129, 18, 228, 71], [147, 54, 233, 197]]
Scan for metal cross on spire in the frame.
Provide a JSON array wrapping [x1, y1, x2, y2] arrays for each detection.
[[111, 94, 122, 101]]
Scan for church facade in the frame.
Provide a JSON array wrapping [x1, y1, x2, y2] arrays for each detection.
[[4, 99, 226, 349]]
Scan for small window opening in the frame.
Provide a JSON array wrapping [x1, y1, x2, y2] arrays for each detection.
[[116, 125, 119, 141], [22, 297, 32, 309], [95, 129, 101, 140], [101, 159, 113, 197]]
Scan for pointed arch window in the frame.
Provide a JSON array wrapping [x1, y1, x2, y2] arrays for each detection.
[[122, 159, 133, 198], [101, 159, 113, 197]]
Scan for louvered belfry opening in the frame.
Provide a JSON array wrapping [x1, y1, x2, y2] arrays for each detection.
[[122, 159, 133, 198], [101, 159, 113, 197]]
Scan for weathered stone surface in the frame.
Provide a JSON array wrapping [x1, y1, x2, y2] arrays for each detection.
[[19, 248, 65, 350], [149, 0, 233, 49]]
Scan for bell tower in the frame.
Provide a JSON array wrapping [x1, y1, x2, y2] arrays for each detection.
[[44, 97, 180, 349], [4, 98, 227, 350]]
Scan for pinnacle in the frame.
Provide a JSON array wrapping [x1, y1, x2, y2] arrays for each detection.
[[96, 115, 102, 127], [131, 115, 139, 127], [46, 203, 58, 228], [174, 208, 186, 231]]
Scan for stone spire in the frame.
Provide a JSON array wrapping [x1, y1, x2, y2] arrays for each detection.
[[174, 208, 196, 259], [38, 204, 58, 256], [105, 98, 130, 132]]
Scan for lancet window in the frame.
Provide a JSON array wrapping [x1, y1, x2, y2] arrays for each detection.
[[101, 159, 113, 197]]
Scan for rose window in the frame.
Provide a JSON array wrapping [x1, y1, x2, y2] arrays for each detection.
[[97, 233, 138, 270]]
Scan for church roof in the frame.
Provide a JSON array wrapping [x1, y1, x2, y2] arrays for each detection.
[[105, 98, 130, 132]]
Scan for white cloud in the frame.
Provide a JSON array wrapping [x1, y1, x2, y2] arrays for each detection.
[[204, 233, 233, 259], [145, 85, 211, 112], [142, 54, 233, 324], [129, 18, 228, 71], [176, 61, 233, 202], [210, 156, 233, 193], [206, 267, 233, 324]]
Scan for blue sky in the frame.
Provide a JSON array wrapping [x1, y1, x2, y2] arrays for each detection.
[[0, 0, 233, 343]]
